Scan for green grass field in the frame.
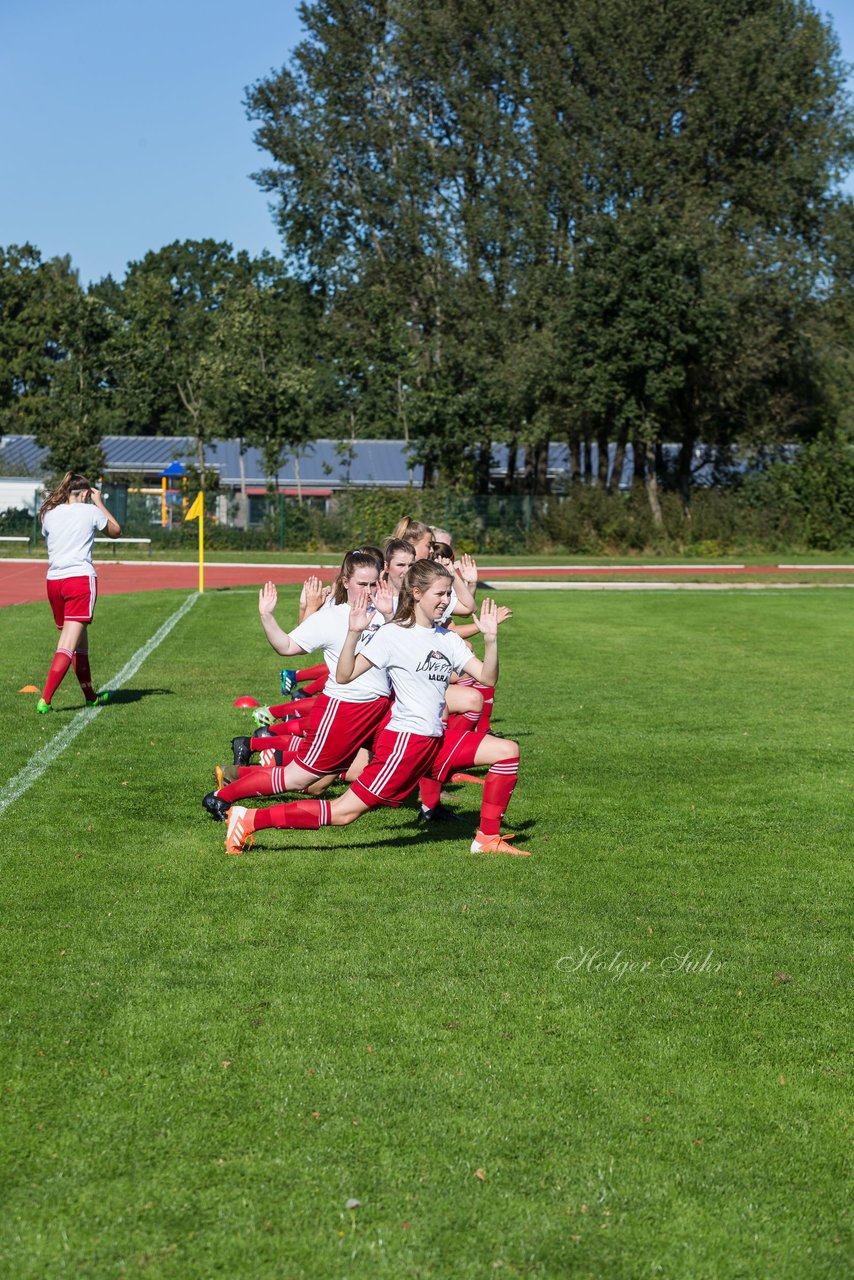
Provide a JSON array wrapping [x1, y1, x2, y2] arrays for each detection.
[[0, 585, 851, 1279]]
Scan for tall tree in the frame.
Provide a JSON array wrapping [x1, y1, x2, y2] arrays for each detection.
[[199, 258, 322, 485], [114, 240, 254, 484], [0, 244, 115, 476], [247, 0, 854, 511]]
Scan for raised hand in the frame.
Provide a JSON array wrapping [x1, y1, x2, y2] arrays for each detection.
[[496, 605, 513, 625], [472, 597, 498, 640], [373, 579, 395, 619], [348, 587, 372, 633], [456, 553, 478, 588], [301, 574, 326, 616], [259, 580, 278, 617]]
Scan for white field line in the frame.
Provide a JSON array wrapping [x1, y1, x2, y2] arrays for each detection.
[[0, 592, 200, 821]]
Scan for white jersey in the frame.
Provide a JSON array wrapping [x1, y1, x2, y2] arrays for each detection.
[[358, 621, 473, 736], [289, 602, 389, 703], [42, 504, 108, 580]]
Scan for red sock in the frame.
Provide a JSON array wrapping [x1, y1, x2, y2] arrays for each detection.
[[478, 757, 519, 836], [473, 684, 495, 731], [42, 648, 74, 704], [419, 778, 442, 809], [72, 648, 96, 701], [268, 694, 318, 720], [446, 711, 477, 735], [297, 663, 327, 685], [253, 798, 332, 830], [304, 675, 328, 696], [219, 766, 290, 802], [267, 721, 307, 739]]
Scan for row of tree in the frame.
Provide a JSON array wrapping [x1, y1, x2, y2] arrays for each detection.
[[2, 0, 853, 524], [0, 240, 323, 487]]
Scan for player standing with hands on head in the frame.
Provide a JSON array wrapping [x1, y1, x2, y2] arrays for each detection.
[[37, 472, 121, 713]]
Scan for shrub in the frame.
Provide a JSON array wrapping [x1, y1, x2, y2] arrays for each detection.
[[739, 436, 854, 550], [0, 507, 33, 536]]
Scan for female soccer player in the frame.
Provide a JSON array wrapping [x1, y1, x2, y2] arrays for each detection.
[[252, 549, 386, 729], [204, 551, 394, 818], [37, 472, 121, 713], [223, 560, 528, 856], [382, 537, 416, 596], [391, 516, 476, 617]]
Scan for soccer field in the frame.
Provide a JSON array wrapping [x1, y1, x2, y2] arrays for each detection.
[[0, 586, 850, 1278]]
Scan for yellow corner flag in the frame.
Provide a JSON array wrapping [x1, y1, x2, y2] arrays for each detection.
[[184, 491, 203, 521], [183, 490, 205, 592]]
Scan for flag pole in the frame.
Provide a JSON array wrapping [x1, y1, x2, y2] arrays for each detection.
[[198, 495, 204, 593], [184, 490, 205, 593]]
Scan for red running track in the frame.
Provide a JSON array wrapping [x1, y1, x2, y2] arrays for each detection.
[[0, 560, 331, 608], [2, 558, 853, 609]]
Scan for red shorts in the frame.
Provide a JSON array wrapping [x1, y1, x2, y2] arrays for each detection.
[[350, 724, 490, 809], [427, 725, 491, 782], [295, 693, 392, 777], [47, 575, 98, 627], [350, 729, 442, 808]]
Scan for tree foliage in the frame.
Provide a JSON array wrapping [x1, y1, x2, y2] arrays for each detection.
[[2, 1, 853, 512], [0, 244, 112, 476], [246, 0, 854, 515]]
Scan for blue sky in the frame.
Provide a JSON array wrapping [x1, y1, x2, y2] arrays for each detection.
[[1, 0, 852, 287]]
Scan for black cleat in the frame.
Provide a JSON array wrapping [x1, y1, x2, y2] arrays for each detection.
[[416, 804, 459, 824], [253, 725, 276, 739], [202, 791, 230, 822], [231, 736, 252, 766]]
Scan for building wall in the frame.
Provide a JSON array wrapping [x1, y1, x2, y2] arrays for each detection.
[[0, 479, 42, 515]]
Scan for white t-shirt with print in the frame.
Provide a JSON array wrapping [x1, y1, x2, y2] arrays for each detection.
[[42, 504, 108, 580], [288, 602, 389, 703], [357, 621, 473, 736]]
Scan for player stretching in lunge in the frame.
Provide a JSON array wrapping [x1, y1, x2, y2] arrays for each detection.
[[223, 560, 528, 857], [204, 551, 394, 819]]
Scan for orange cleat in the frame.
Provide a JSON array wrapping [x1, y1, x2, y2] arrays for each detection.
[[225, 805, 256, 856], [470, 829, 530, 857], [213, 764, 241, 787], [450, 772, 484, 785]]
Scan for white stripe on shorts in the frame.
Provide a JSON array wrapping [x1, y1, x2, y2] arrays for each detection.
[[300, 696, 338, 768], [368, 730, 411, 798]]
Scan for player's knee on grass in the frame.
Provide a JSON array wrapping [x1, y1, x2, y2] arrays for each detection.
[[344, 748, 370, 783], [305, 773, 336, 796]]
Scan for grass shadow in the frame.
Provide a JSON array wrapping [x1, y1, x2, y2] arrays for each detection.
[[104, 687, 174, 704]]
